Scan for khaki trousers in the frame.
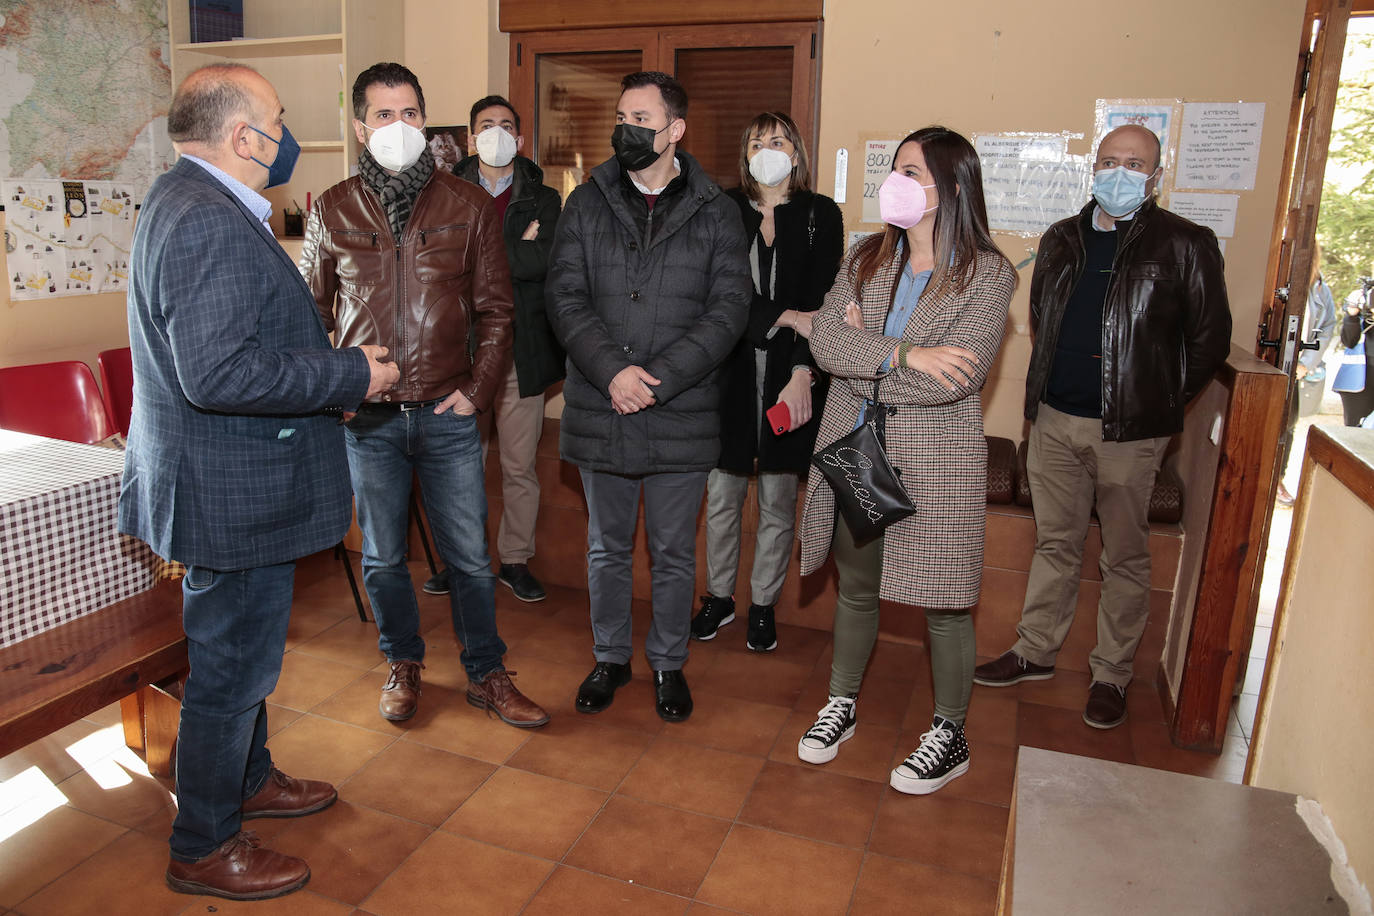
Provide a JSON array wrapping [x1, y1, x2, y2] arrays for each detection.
[[1012, 404, 1168, 687], [478, 366, 545, 565]]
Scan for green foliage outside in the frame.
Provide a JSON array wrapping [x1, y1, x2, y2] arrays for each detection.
[[1318, 31, 1374, 304]]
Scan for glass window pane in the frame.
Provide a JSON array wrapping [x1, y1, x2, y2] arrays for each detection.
[[675, 47, 794, 189], [536, 50, 642, 200]]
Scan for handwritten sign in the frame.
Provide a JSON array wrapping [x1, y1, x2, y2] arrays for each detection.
[[860, 139, 902, 224], [1176, 102, 1265, 190]]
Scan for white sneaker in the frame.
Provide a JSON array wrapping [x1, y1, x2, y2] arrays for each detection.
[[797, 696, 856, 764], [890, 715, 969, 795]]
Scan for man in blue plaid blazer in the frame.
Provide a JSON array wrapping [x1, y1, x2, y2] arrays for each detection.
[[119, 64, 398, 901]]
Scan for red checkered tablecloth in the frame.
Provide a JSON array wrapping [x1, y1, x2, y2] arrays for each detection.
[[0, 430, 161, 647]]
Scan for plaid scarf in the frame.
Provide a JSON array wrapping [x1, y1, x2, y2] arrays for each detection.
[[359, 145, 434, 240]]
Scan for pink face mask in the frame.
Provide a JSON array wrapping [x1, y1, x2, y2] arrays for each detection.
[[878, 171, 937, 229]]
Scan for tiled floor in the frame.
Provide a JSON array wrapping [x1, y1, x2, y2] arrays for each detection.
[[1, 551, 1253, 915]]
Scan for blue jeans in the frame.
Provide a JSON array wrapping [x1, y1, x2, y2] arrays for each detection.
[[345, 404, 505, 678], [171, 562, 294, 861]]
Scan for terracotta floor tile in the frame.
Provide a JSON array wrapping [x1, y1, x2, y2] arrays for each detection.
[[565, 796, 730, 897], [14, 829, 184, 916], [266, 800, 431, 905], [82, 701, 124, 729], [862, 638, 928, 683], [738, 760, 883, 848], [0, 718, 105, 783], [769, 709, 899, 783], [362, 831, 552, 916], [182, 889, 356, 914], [505, 717, 651, 791], [264, 714, 395, 787], [1128, 718, 1241, 781], [1010, 667, 1093, 712], [0, 804, 125, 906], [342, 741, 495, 826], [868, 792, 1008, 881], [397, 692, 534, 764], [959, 690, 1020, 748], [501, 616, 596, 669], [56, 748, 176, 828], [271, 651, 370, 712], [851, 852, 998, 915], [886, 728, 1015, 808], [286, 599, 361, 650], [692, 650, 814, 708], [523, 866, 689, 915], [618, 736, 764, 820], [443, 767, 606, 859], [293, 617, 389, 669], [267, 703, 304, 737], [1016, 701, 1134, 765], [707, 618, 832, 667], [660, 692, 789, 757], [696, 824, 862, 916]]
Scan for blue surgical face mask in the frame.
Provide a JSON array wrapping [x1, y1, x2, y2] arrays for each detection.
[[248, 123, 300, 189], [1092, 165, 1155, 218]]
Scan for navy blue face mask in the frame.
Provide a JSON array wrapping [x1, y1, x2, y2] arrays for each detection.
[[248, 123, 300, 189]]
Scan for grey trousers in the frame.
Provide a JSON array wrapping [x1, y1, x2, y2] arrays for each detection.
[[580, 468, 708, 670], [1013, 404, 1169, 687], [704, 468, 799, 607]]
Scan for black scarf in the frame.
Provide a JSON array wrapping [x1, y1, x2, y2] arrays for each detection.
[[359, 145, 434, 240]]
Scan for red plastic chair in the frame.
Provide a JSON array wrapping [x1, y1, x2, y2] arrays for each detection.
[[97, 347, 135, 437], [0, 360, 116, 444]]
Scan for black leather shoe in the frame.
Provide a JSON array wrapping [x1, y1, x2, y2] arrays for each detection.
[[575, 661, 631, 714], [653, 669, 693, 722]]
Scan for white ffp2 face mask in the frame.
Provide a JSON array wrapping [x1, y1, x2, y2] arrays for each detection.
[[475, 126, 517, 168], [748, 147, 794, 187], [366, 121, 427, 172]]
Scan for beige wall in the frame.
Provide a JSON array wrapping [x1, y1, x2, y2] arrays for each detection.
[[815, 0, 1305, 440], [402, 0, 508, 128], [1250, 456, 1374, 892]]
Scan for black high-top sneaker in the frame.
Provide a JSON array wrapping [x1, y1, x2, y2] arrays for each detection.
[[889, 715, 970, 795]]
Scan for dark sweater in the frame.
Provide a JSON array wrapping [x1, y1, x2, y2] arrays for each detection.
[[1046, 223, 1120, 418]]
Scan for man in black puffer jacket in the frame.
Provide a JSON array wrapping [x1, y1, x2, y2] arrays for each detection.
[[547, 71, 750, 724]]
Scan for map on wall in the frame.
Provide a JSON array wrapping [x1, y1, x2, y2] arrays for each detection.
[[1, 1, 173, 299]]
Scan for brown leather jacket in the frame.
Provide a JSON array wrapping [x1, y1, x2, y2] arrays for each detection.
[[300, 169, 513, 409], [1025, 198, 1232, 441]]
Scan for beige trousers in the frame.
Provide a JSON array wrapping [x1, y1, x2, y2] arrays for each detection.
[[1012, 403, 1168, 687], [478, 366, 545, 565]]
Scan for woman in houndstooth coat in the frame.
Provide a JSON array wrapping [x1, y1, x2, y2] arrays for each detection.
[[794, 126, 1015, 796]]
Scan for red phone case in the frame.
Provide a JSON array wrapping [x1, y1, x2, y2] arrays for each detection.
[[766, 402, 791, 435]]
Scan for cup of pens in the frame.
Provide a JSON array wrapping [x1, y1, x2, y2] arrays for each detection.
[[282, 200, 305, 238]]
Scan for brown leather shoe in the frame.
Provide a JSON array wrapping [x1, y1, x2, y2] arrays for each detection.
[[1084, 681, 1128, 729], [972, 650, 1055, 687], [242, 767, 337, 820], [467, 669, 549, 728], [380, 659, 423, 722], [165, 831, 309, 900]]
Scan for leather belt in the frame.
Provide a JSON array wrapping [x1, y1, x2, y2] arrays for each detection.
[[362, 398, 442, 412]]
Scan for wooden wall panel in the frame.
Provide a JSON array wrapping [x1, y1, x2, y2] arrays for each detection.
[[500, 0, 823, 32]]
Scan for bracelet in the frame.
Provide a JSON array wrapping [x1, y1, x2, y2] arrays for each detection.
[[896, 341, 913, 368]]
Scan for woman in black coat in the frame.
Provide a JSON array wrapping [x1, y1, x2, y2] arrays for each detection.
[[690, 111, 843, 652], [1336, 286, 1374, 426]]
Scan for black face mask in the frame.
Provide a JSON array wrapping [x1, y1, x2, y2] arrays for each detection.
[[611, 122, 667, 173]]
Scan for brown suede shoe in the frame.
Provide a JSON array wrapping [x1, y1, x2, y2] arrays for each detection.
[[165, 831, 309, 900], [379, 659, 423, 722], [242, 767, 337, 820], [1084, 681, 1128, 729], [467, 669, 550, 728]]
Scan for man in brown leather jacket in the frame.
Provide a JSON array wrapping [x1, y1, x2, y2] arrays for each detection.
[[973, 125, 1231, 729], [299, 62, 548, 730]]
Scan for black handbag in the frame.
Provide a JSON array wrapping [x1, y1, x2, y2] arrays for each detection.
[[810, 380, 916, 544]]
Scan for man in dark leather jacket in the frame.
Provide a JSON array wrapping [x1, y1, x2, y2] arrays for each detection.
[[300, 62, 548, 731], [973, 125, 1232, 729]]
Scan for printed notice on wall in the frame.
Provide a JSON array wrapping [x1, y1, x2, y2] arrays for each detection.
[[1168, 192, 1239, 238], [860, 139, 903, 224], [3, 179, 136, 300], [974, 133, 1091, 237], [1176, 102, 1265, 190]]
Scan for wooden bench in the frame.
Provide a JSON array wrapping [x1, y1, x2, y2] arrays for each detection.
[[0, 580, 186, 776]]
